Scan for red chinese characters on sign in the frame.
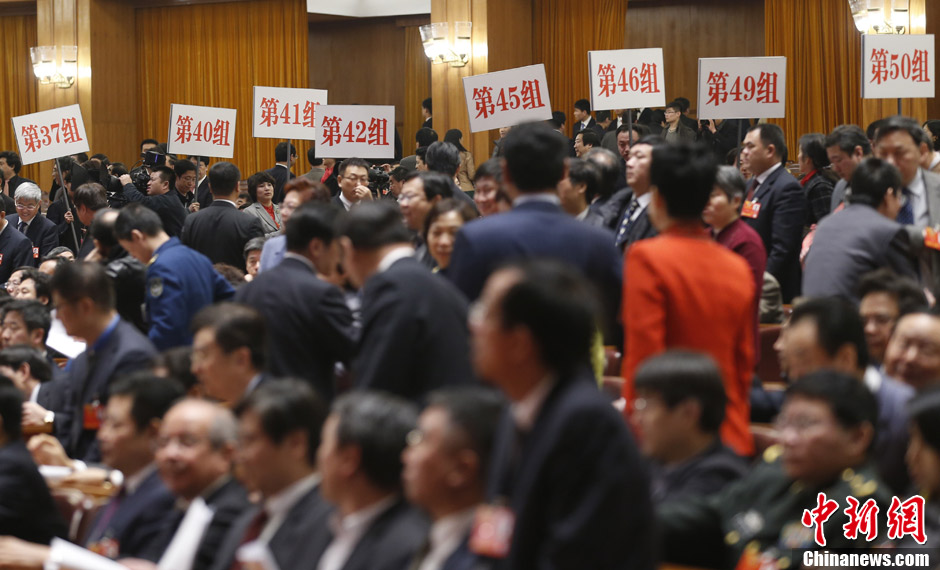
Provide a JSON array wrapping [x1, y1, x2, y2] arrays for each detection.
[[319, 115, 389, 147], [799, 494, 928, 547], [174, 115, 232, 147], [471, 80, 546, 120], [19, 118, 84, 154], [706, 71, 780, 107], [869, 48, 932, 85], [259, 97, 318, 128], [596, 63, 660, 98]]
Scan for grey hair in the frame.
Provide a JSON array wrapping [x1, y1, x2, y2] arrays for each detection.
[[14, 182, 42, 203], [714, 165, 746, 200], [207, 405, 239, 448]]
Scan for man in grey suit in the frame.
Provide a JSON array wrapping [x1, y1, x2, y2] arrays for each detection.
[[825, 125, 871, 211], [873, 116, 940, 296], [803, 158, 917, 302]]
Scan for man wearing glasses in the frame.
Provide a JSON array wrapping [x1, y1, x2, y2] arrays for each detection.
[[332, 157, 374, 211], [7, 182, 58, 265], [662, 101, 697, 144]]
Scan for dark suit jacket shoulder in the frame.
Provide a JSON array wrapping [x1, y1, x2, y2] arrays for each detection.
[[181, 201, 264, 271], [235, 257, 355, 401], [0, 221, 35, 282], [8, 213, 59, 263], [486, 373, 654, 570], [0, 441, 67, 544], [803, 204, 916, 302], [264, 164, 295, 205], [354, 257, 475, 402], [342, 499, 429, 570]]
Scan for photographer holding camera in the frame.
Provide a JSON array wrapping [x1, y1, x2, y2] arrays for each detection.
[[119, 165, 187, 238]]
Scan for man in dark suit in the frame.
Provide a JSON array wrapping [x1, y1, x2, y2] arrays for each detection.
[[317, 391, 428, 570], [424, 142, 480, 214], [0, 151, 34, 199], [50, 261, 157, 462], [558, 158, 607, 228], [119, 166, 187, 238], [449, 122, 623, 340], [72, 182, 111, 259], [341, 201, 476, 402], [81, 373, 182, 559], [740, 123, 808, 302], [0, 376, 67, 544], [181, 162, 264, 271], [191, 155, 213, 210], [190, 302, 270, 406], [8, 182, 58, 264], [265, 141, 297, 205], [402, 387, 505, 570], [235, 204, 355, 402], [144, 399, 250, 570], [470, 260, 654, 569], [0, 344, 71, 445], [422, 97, 433, 130], [825, 125, 871, 211], [210, 381, 334, 570], [570, 99, 604, 139], [804, 158, 917, 301], [0, 208, 35, 284]]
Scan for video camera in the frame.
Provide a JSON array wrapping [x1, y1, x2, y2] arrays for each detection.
[[369, 166, 390, 197], [132, 150, 167, 194]]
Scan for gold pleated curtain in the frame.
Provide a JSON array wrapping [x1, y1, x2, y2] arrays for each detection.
[[534, 0, 628, 138], [136, 0, 309, 178], [0, 15, 40, 183]]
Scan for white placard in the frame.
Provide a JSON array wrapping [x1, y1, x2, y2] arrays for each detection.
[[697, 57, 787, 120], [252, 86, 328, 140], [588, 48, 666, 111], [315, 105, 395, 159], [167, 103, 238, 158], [462, 64, 553, 133], [862, 34, 935, 99], [11, 105, 89, 165]]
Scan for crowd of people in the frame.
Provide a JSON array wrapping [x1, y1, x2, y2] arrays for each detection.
[[0, 96, 936, 570]]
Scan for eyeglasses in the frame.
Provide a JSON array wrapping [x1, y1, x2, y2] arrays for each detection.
[[344, 175, 370, 185], [14, 202, 37, 211], [772, 415, 827, 434], [398, 193, 425, 204]]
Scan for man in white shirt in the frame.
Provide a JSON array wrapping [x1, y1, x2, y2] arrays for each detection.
[[402, 387, 505, 570], [316, 391, 427, 570]]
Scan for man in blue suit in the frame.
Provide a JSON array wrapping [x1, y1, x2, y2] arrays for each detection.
[[7, 182, 58, 265], [739, 123, 808, 302], [114, 203, 234, 351], [50, 261, 157, 462], [448, 121, 622, 339]]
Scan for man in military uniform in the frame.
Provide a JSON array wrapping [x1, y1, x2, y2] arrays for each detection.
[[658, 370, 894, 569], [113, 203, 233, 351]]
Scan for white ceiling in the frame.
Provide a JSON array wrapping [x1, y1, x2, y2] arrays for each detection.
[[306, 0, 430, 17]]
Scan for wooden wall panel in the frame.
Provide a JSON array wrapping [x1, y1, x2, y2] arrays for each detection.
[[624, 0, 764, 118], [0, 14, 40, 183], [403, 23, 431, 150], [926, 0, 939, 120], [308, 17, 408, 151]]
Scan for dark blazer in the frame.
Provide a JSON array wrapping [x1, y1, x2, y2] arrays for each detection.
[[614, 199, 658, 251], [235, 256, 356, 402], [84, 468, 177, 558], [264, 164, 295, 205], [572, 117, 603, 139], [342, 498, 429, 570], [872, 372, 915, 495], [580, 208, 608, 229], [354, 257, 475, 402], [0, 220, 35, 283], [741, 164, 807, 302], [7, 213, 58, 264], [196, 177, 213, 209], [37, 376, 73, 444], [595, 187, 632, 230], [485, 372, 655, 570], [0, 193, 13, 216], [209, 482, 333, 570], [803, 204, 917, 303], [65, 317, 157, 462], [181, 201, 264, 271], [141, 477, 251, 570], [422, 117, 433, 130], [0, 441, 68, 544], [46, 198, 85, 254], [122, 183, 187, 238], [448, 200, 622, 338], [3, 175, 33, 198]]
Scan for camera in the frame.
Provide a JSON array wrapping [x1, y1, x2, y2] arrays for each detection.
[[369, 166, 390, 196], [132, 151, 167, 194]]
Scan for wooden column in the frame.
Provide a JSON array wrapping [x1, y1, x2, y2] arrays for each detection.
[[34, 0, 136, 191], [430, 0, 533, 165], [926, 0, 939, 120]]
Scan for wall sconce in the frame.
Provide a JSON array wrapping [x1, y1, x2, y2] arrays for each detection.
[[30, 45, 77, 88], [849, 0, 908, 34], [419, 22, 472, 68]]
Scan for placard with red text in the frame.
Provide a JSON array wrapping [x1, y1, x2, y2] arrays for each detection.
[[252, 86, 328, 140], [12, 105, 89, 165], [862, 34, 934, 99], [588, 48, 666, 111], [697, 57, 787, 120], [315, 105, 395, 159], [167, 104, 238, 158], [462, 64, 552, 133]]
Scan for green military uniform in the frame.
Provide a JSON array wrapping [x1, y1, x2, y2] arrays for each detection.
[[658, 445, 894, 569]]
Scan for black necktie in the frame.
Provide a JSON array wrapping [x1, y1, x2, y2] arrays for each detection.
[[17, 221, 26, 234], [616, 198, 641, 248]]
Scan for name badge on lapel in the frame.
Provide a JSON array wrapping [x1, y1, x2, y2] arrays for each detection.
[[469, 503, 515, 559], [741, 200, 761, 219], [925, 227, 940, 251], [83, 400, 103, 430], [32, 247, 39, 259]]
